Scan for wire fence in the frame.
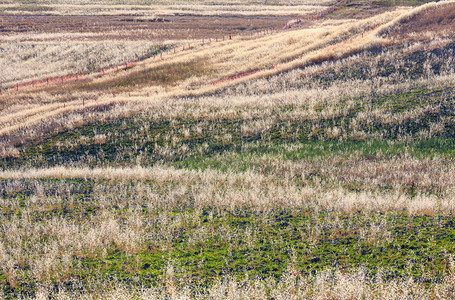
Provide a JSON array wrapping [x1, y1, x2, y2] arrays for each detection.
[[1, 0, 351, 95]]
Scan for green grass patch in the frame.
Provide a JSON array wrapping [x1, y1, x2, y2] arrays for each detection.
[[1, 179, 455, 298], [172, 138, 455, 172]]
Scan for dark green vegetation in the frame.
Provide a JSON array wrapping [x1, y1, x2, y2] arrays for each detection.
[[4, 43, 455, 169], [1, 16, 455, 299], [1, 39, 455, 193], [3, 84, 455, 190], [312, 43, 455, 84], [371, 0, 435, 7], [1, 177, 455, 298]]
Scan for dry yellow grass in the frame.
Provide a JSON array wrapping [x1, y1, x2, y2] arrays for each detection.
[[1, 2, 452, 140], [2, 3, 455, 298], [1, 162, 454, 214], [0, 38, 158, 87], [0, 1, 333, 16]]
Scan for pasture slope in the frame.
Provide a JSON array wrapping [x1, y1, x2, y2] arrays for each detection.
[[1, 0, 455, 299]]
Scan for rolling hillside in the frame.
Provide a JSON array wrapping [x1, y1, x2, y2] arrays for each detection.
[[1, 1, 455, 299]]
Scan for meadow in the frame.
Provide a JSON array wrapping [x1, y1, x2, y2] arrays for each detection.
[[1, 0, 455, 299]]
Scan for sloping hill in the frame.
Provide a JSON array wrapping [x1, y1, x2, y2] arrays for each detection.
[[0, 7, 408, 140], [386, 0, 455, 40], [2, 2, 455, 298]]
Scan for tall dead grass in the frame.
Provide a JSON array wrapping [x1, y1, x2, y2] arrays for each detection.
[[0, 1, 333, 16], [0, 168, 454, 298], [1, 165, 454, 214], [22, 265, 455, 299], [0, 6, 412, 139], [0, 39, 160, 87], [1, 1, 454, 159]]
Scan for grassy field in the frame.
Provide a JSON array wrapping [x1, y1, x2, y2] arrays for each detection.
[[1, 0, 455, 299]]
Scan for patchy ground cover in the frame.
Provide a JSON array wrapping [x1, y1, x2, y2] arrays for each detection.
[[1, 1, 455, 299], [0, 14, 291, 87], [1, 177, 455, 297]]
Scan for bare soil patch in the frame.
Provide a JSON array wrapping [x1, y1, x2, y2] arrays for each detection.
[[0, 14, 297, 41]]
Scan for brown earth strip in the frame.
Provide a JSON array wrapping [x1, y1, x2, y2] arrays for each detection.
[[0, 14, 299, 40]]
